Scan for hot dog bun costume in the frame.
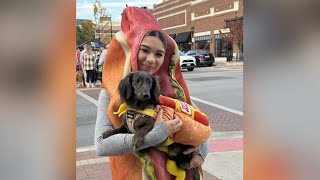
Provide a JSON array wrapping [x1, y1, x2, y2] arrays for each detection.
[[101, 6, 211, 180]]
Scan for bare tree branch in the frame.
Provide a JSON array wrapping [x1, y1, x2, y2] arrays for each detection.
[[93, 0, 112, 43]]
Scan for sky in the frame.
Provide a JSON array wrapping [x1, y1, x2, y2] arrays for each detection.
[[76, 0, 162, 23]]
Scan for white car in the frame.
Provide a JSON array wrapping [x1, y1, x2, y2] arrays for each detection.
[[179, 50, 196, 71]]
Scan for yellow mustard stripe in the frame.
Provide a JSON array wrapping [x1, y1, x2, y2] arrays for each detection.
[[113, 103, 155, 117], [175, 101, 195, 119]]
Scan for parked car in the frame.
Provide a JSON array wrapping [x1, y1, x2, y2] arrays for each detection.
[[185, 49, 215, 67], [178, 50, 196, 71]]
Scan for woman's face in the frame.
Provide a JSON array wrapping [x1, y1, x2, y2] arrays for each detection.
[[138, 36, 165, 74]]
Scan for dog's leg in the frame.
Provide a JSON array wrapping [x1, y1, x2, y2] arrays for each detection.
[[168, 144, 197, 170], [132, 116, 155, 151], [102, 125, 127, 139]]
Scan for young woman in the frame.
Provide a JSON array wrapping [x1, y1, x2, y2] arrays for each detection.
[[82, 44, 96, 88], [95, 7, 209, 180]]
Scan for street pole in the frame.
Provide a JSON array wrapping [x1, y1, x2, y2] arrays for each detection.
[[191, 26, 195, 50], [110, 14, 112, 39]]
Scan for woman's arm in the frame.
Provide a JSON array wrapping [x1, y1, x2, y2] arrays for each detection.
[[198, 139, 209, 160], [95, 89, 168, 156]]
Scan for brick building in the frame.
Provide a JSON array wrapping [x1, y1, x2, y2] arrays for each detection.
[[151, 0, 243, 59]]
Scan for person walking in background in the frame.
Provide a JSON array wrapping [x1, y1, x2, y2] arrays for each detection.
[[82, 44, 96, 88], [80, 44, 88, 83], [98, 44, 108, 66], [76, 48, 79, 70]]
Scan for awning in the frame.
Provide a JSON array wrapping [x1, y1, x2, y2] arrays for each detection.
[[169, 34, 176, 39], [77, 39, 106, 50], [175, 31, 191, 43]]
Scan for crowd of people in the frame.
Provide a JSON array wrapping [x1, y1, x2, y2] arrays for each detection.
[[76, 44, 108, 88]]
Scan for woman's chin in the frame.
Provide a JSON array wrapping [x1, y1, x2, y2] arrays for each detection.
[[139, 67, 153, 74]]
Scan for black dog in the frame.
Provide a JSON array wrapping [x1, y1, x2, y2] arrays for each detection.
[[102, 71, 197, 170]]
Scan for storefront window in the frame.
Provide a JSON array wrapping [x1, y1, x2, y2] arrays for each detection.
[[179, 43, 191, 53], [195, 35, 210, 52], [214, 34, 232, 57]]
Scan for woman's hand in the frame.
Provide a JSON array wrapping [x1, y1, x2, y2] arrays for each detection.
[[183, 147, 204, 169], [155, 107, 182, 137], [166, 114, 182, 137]]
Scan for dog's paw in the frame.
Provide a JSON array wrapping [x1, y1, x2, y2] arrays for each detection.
[[102, 131, 113, 139], [179, 162, 191, 170], [132, 136, 144, 151]]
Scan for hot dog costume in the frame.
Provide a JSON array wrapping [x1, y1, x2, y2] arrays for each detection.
[[101, 7, 211, 180]]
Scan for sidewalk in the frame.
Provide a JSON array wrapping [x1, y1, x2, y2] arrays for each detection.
[[214, 62, 243, 70], [213, 57, 243, 70], [76, 88, 243, 180], [76, 150, 221, 179]]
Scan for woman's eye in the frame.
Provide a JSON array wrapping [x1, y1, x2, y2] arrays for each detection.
[[140, 49, 148, 53], [156, 53, 163, 57]]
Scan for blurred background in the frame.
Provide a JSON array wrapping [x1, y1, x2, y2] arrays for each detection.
[[245, 0, 320, 179], [0, 0, 75, 179]]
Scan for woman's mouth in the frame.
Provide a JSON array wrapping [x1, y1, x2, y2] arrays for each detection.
[[142, 65, 153, 71]]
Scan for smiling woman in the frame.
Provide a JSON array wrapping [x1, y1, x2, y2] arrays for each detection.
[[138, 31, 167, 74]]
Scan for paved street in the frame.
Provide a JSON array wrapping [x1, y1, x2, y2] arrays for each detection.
[[182, 66, 243, 111], [76, 66, 243, 179]]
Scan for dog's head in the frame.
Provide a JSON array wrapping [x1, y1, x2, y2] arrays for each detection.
[[118, 71, 160, 109]]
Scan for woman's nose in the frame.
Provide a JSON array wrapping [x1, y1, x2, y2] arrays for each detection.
[[146, 54, 156, 64]]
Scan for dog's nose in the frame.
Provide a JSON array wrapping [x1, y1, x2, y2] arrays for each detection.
[[143, 94, 150, 100]]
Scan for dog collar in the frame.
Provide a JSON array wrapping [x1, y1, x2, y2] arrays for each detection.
[[125, 111, 146, 133], [113, 103, 156, 118]]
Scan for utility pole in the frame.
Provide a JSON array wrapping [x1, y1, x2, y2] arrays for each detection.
[[110, 16, 112, 39]]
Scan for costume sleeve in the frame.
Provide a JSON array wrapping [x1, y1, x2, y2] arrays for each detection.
[[198, 139, 209, 160], [191, 100, 210, 160], [95, 89, 168, 156]]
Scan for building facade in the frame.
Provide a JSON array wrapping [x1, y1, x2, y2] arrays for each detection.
[[151, 0, 243, 58]]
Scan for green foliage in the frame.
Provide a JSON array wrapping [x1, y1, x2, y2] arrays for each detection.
[[76, 26, 83, 46], [76, 20, 95, 46]]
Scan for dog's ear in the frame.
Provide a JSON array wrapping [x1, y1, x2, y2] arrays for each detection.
[[118, 73, 134, 101], [151, 76, 160, 104]]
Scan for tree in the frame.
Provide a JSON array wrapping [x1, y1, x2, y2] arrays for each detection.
[[93, 0, 112, 44], [76, 20, 95, 47], [81, 21, 95, 41], [219, 17, 243, 61], [76, 25, 83, 46]]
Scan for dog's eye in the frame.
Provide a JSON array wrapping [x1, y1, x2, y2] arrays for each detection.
[[136, 79, 140, 83], [146, 79, 151, 84]]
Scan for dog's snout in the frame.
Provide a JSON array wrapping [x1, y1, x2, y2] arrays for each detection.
[[143, 94, 150, 100]]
